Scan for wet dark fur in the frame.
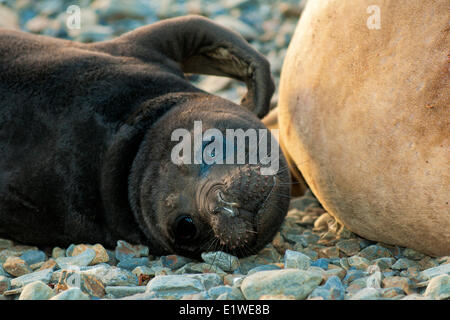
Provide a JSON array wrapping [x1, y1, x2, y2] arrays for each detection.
[[0, 16, 287, 257]]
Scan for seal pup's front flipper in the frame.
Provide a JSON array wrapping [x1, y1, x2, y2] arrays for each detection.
[[90, 15, 274, 119]]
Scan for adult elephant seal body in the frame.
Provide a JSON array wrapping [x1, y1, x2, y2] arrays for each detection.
[[278, 0, 449, 256], [0, 16, 290, 258]]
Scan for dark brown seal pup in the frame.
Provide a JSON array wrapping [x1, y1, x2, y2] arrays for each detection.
[[0, 15, 290, 258]]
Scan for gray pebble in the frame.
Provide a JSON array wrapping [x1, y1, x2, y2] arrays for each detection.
[[247, 264, 281, 276], [371, 257, 396, 270], [11, 268, 53, 288], [146, 275, 205, 299], [284, 250, 311, 270], [56, 248, 96, 269], [118, 291, 161, 300], [206, 285, 233, 299], [349, 287, 381, 300], [106, 249, 118, 266], [105, 285, 147, 298], [65, 244, 75, 257], [0, 4, 19, 29], [402, 248, 425, 261], [366, 271, 383, 289], [18, 281, 54, 300], [336, 239, 361, 256], [117, 257, 149, 271], [201, 251, 239, 272], [380, 287, 405, 298], [196, 76, 232, 94], [20, 250, 47, 266], [150, 265, 174, 276], [51, 247, 65, 259], [160, 255, 193, 270], [308, 276, 345, 300], [81, 265, 138, 286], [401, 294, 429, 300], [132, 265, 153, 277], [2, 287, 22, 296], [347, 256, 370, 270], [186, 273, 223, 290], [216, 286, 245, 300], [383, 271, 400, 279], [35, 0, 63, 16], [172, 263, 202, 275], [421, 263, 450, 280], [0, 250, 19, 264], [224, 274, 245, 287], [0, 264, 8, 277], [289, 197, 320, 211], [181, 291, 211, 300], [0, 275, 11, 294], [358, 245, 393, 260], [424, 274, 450, 300], [114, 240, 148, 261], [180, 263, 226, 276], [236, 258, 261, 275], [241, 269, 322, 300], [392, 258, 418, 270], [343, 269, 367, 284], [51, 287, 90, 300], [0, 239, 14, 250], [283, 233, 307, 246], [297, 248, 318, 261], [92, 0, 153, 21], [214, 15, 258, 40]]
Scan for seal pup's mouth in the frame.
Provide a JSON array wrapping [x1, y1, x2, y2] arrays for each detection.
[[193, 164, 285, 257]]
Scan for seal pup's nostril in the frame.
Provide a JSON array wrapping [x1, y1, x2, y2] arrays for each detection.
[[213, 190, 240, 217], [217, 190, 240, 208]]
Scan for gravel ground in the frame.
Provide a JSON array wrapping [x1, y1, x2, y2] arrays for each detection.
[[1, 190, 449, 300], [0, 0, 449, 300]]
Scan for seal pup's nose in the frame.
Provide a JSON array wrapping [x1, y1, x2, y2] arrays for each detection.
[[197, 164, 276, 219], [212, 190, 240, 217]]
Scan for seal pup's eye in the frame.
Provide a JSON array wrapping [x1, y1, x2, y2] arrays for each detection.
[[174, 215, 198, 242]]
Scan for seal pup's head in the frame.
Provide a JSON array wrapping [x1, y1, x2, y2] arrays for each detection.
[[129, 94, 291, 259]]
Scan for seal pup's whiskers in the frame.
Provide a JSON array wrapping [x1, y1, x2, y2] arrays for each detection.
[[259, 176, 277, 210]]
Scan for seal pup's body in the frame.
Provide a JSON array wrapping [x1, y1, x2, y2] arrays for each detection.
[[0, 16, 290, 258]]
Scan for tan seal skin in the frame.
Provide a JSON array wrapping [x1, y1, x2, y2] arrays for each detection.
[[278, 0, 449, 256]]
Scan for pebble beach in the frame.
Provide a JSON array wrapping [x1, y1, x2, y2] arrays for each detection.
[[0, 0, 449, 301], [1, 190, 449, 300]]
